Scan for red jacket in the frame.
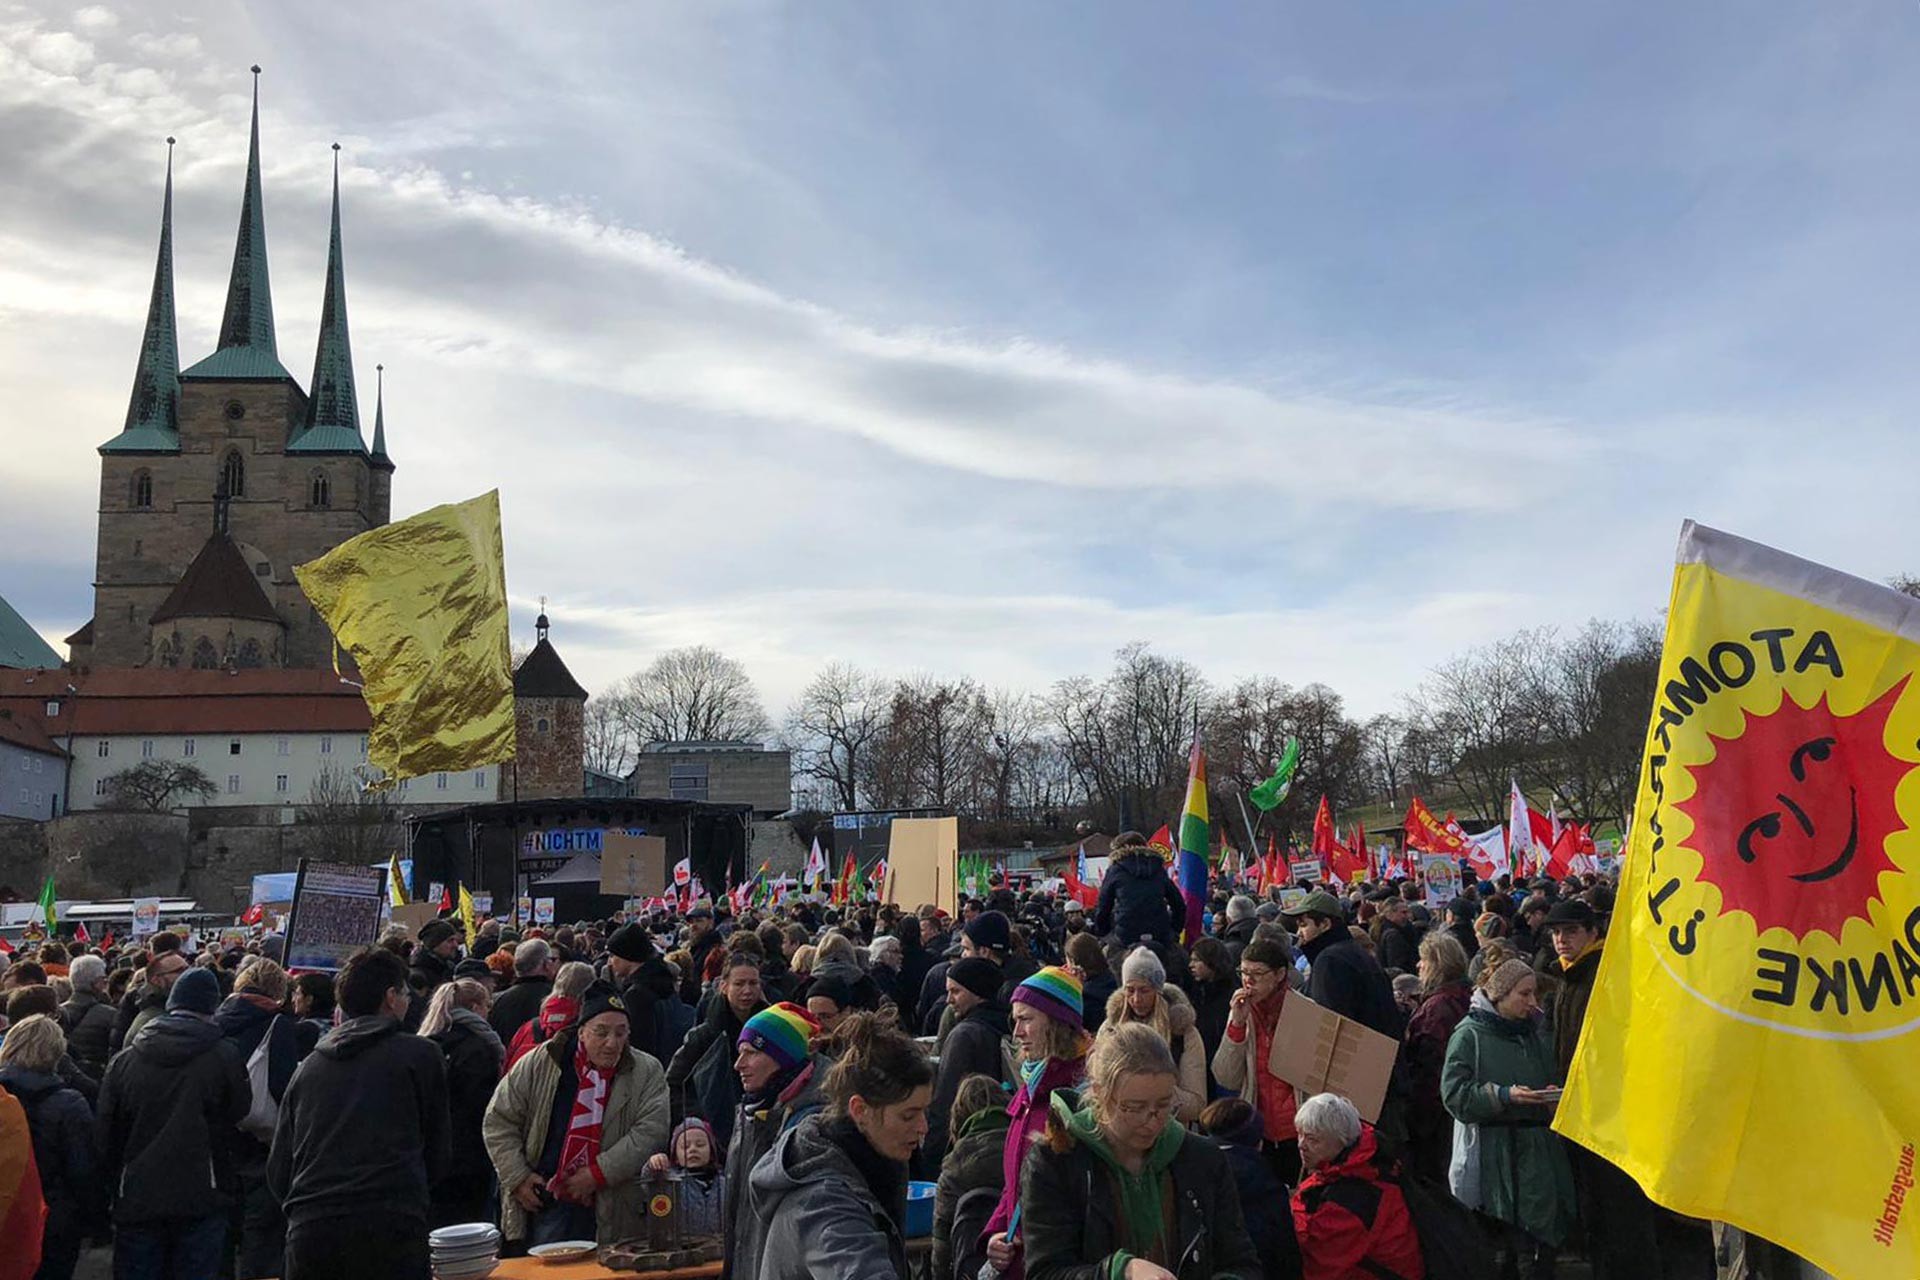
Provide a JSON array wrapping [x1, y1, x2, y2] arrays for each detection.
[[1291, 1127, 1425, 1280]]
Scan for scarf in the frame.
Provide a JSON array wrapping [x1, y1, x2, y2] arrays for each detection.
[[549, 1040, 610, 1203], [825, 1114, 908, 1232], [1053, 1090, 1184, 1268]]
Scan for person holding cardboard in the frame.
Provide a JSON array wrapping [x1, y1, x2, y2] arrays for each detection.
[[1212, 936, 1301, 1186]]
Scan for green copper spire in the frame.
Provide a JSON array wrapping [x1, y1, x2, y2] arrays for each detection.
[[369, 362, 393, 468], [101, 138, 181, 454], [183, 66, 293, 380], [291, 144, 366, 453]]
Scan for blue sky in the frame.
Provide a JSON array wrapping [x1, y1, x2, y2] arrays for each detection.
[[3, 2, 1918, 714]]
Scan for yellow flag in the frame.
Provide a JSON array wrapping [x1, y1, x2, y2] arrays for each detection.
[[388, 854, 408, 908], [1557, 521, 1920, 1278], [457, 882, 477, 947], [294, 491, 514, 783]]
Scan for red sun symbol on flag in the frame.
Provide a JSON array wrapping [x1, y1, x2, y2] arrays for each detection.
[[1677, 678, 1912, 940]]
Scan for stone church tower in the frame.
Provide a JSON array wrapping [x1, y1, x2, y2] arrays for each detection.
[[502, 611, 588, 802], [71, 69, 395, 671]]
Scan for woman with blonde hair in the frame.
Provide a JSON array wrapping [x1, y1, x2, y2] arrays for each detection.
[[1403, 930, 1473, 1185], [1021, 1022, 1259, 1280], [214, 954, 302, 1276], [424, 978, 503, 1226], [1099, 947, 1206, 1121]]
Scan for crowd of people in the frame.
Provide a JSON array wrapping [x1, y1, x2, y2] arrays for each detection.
[[0, 829, 1809, 1280]]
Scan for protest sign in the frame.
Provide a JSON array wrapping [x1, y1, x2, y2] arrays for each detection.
[[1269, 991, 1398, 1123], [388, 902, 439, 937], [534, 897, 555, 924], [1421, 853, 1460, 910], [888, 817, 959, 916], [131, 898, 160, 936], [516, 895, 532, 924], [600, 833, 667, 896], [1287, 858, 1322, 883], [1277, 887, 1308, 913], [471, 893, 493, 916], [283, 859, 386, 972]]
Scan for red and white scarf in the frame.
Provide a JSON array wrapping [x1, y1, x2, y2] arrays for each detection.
[[548, 1041, 609, 1203]]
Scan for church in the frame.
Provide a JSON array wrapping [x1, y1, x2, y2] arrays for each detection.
[[70, 68, 394, 674]]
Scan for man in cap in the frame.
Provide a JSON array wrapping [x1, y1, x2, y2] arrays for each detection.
[[604, 923, 682, 1065], [1282, 890, 1401, 1039], [680, 906, 723, 1007]]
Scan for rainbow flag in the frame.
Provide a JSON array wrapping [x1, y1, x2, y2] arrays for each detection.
[[1176, 736, 1209, 945]]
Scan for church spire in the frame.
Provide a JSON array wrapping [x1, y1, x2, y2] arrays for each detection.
[[184, 67, 293, 380], [101, 137, 181, 454], [292, 143, 366, 453], [369, 362, 394, 469]]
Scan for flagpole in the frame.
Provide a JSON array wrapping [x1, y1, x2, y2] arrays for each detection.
[[1234, 789, 1260, 868]]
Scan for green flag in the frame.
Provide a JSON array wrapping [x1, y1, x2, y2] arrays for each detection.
[[36, 874, 56, 932], [1249, 738, 1301, 812]]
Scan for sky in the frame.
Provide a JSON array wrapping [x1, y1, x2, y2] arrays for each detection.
[[4, 1, 1920, 718]]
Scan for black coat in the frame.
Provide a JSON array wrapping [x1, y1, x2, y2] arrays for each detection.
[[97, 1012, 252, 1224], [1376, 918, 1423, 977], [0, 1065, 102, 1230], [923, 1000, 1009, 1172], [1188, 975, 1234, 1079], [429, 1012, 505, 1217], [1093, 852, 1186, 950], [682, 930, 724, 1006], [487, 974, 553, 1042], [58, 990, 116, 1081], [667, 997, 764, 1147], [1220, 916, 1260, 966], [1300, 929, 1403, 1040], [1214, 1134, 1301, 1280]]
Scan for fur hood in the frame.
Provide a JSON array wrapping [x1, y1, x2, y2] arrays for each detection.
[[1102, 981, 1196, 1042]]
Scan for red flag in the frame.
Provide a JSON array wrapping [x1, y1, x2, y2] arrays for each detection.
[[0, 936, 12, 955], [240, 903, 265, 926], [1311, 797, 1339, 859], [1545, 823, 1580, 880], [832, 851, 857, 906], [99, 931, 115, 951], [1405, 796, 1469, 855], [438, 884, 453, 912], [1062, 859, 1100, 910], [73, 922, 91, 944]]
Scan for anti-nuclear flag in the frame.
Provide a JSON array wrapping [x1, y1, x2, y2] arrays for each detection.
[[294, 491, 514, 783], [1556, 522, 1920, 1278]]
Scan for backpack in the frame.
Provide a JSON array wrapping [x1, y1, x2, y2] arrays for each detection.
[[238, 1016, 283, 1142], [654, 996, 696, 1059], [949, 1184, 1000, 1280], [1363, 1171, 1496, 1280]]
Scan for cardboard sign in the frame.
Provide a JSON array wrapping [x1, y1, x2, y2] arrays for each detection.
[[388, 902, 440, 937], [283, 859, 386, 972], [887, 817, 959, 915], [131, 897, 161, 936], [600, 833, 668, 896], [534, 897, 555, 925], [1269, 991, 1399, 1123], [1288, 858, 1323, 884], [1421, 854, 1461, 910]]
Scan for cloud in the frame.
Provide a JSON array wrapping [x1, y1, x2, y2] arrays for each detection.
[[71, 7, 116, 34]]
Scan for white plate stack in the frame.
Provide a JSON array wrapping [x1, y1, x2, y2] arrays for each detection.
[[429, 1223, 502, 1280]]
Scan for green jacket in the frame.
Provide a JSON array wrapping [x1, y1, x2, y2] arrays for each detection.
[[1441, 1002, 1576, 1246]]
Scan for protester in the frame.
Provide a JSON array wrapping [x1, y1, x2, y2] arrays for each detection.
[[288, 972, 335, 1052], [1402, 931, 1473, 1187], [736, 1012, 933, 1280], [1441, 958, 1575, 1279], [1283, 891, 1403, 1039], [488, 938, 556, 1042], [924, 955, 1010, 1172], [0, 1015, 98, 1280], [1185, 935, 1236, 1086], [1020, 1021, 1261, 1279], [1092, 831, 1186, 954], [1103, 946, 1207, 1121], [680, 907, 723, 1007], [1213, 936, 1302, 1185], [603, 923, 681, 1065], [1290, 1092, 1424, 1280], [667, 953, 767, 1145], [983, 966, 1089, 1280], [56, 954, 114, 1082], [932, 1074, 1012, 1280], [505, 959, 597, 1072], [421, 977, 505, 1227], [1444, 898, 1480, 962], [98, 966, 251, 1280], [1061, 931, 1117, 1036], [483, 981, 670, 1249], [408, 919, 462, 1002], [214, 958, 303, 1279], [1198, 1097, 1302, 1280], [113, 944, 189, 1054], [1373, 896, 1423, 976], [268, 946, 450, 1280], [1219, 895, 1261, 965], [717, 1002, 828, 1280]]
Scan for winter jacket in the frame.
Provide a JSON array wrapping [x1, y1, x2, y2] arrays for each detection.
[[722, 1056, 828, 1280], [58, 990, 115, 1081], [1079, 973, 1119, 1036], [0, 1065, 101, 1230], [407, 945, 455, 999], [119, 986, 169, 1053], [1440, 997, 1576, 1246], [1207, 1107, 1299, 1280], [428, 1007, 505, 1218], [1093, 852, 1186, 950], [738, 1111, 910, 1280], [1100, 985, 1208, 1121], [266, 1013, 450, 1228], [96, 1012, 251, 1224], [1540, 941, 1603, 1083], [487, 974, 553, 1043], [926, 999, 1010, 1169], [1300, 929, 1404, 1040], [481, 1027, 671, 1244], [1291, 1127, 1424, 1280], [1188, 975, 1234, 1083], [933, 1106, 1010, 1280], [1212, 990, 1299, 1142], [506, 994, 580, 1073], [678, 1167, 727, 1237], [682, 930, 724, 1007], [1401, 980, 1472, 1183], [110, 980, 163, 1056], [1445, 920, 1479, 962], [213, 992, 302, 1106], [1020, 1090, 1260, 1280], [667, 996, 765, 1147], [983, 1054, 1086, 1279], [1375, 919, 1422, 978], [1220, 916, 1260, 966], [616, 955, 684, 1065]]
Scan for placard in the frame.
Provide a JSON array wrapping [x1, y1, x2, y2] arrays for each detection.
[[888, 817, 959, 915], [427, 882, 445, 907], [388, 902, 440, 937], [1421, 853, 1461, 910], [534, 897, 555, 925], [1288, 858, 1323, 884], [131, 897, 161, 936], [283, 859, 386, 972], [471, 893, 493, 916], [517, 895, 533, 923], [1268, 991, 1399, 1123], [1278, 887, 1308, 913], [600, 833, 667, 896]]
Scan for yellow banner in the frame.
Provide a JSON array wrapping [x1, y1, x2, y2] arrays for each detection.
[[294, 491, 515, 784], [1556, 521, 1920, 1278]]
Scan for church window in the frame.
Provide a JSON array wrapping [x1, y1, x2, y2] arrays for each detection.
[[192, 637, 220, 669], [224, 400, 246, 421], [221, 450, 246, 498], [238, 639, 264, 669], [536, 718, 550, 734], [131, 470, 153, 508], [310, 472, 331, 509]]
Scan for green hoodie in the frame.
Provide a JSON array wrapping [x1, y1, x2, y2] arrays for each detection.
[[1049, 1088, 1186, 1280]]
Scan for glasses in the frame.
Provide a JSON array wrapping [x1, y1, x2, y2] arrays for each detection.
[[1115, 1099, 1177, 1123], [1241, 967, 1276, 983], [582, 1023, 628, 1042]]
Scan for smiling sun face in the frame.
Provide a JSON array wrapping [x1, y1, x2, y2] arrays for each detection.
[[1677, 679, 1910, 940]]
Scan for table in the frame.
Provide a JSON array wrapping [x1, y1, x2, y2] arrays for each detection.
[[489, 1259, 721, 1280]]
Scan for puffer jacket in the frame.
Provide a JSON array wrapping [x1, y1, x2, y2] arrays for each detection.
[[933, 1106, 1010, 1280], [1093, 852, 1186, 949], [721, 1055, 828, 1280], [481, 1028, 671, 1244], [1099, 985, 1207, 1120], [0, 1064, 100, 1228], [1291, 1126, 1424, 1280], [737, 1111, 909, 1280]]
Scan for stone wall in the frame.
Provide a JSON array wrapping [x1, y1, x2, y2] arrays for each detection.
[[503, 696, 584, 801]]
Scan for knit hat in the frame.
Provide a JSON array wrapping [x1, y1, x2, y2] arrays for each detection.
[[1011, 966, 1083, 1027], [578, 981, 628, 1029], [671, 1118, 717, 1163], [418, 919, 458, 950], [1120, 946, 1166, 990], [167, 967, 221, 1016], [808, 974, 858, 1011], [1483, 958, 1535, 1004], [963, 910, 1011, 954], [453, 958, 493, 983], [738, 1002, 818, 1073], [606, 923, 654, 963], [948, 956, 1003, 1001]]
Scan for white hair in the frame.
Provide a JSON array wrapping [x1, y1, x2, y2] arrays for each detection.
[[1226, 895, 1257, 923], [513, 937, 552, 977], [1294, 1093, 1362, 1150], [868, 936, 902, 965], [69, 954, 107, 991]]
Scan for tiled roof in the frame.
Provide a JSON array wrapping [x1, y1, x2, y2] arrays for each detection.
[[513, 637, 588, 700], [0, 710, 65, 758], [0, 593, 61, 670], [0, 667, 370, 738], [149, 533, 281, 626]]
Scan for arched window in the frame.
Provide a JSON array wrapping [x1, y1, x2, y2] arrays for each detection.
[[131, 470, 153, 509], [309, 471, 331, 509], [237, 638, 264, 669], [156, 637, 176, 668], [535, 717, 550, 734], [191, 637, 220, 669], [221, 450, 246, 498]]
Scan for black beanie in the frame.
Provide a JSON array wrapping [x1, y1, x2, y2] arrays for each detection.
[[578, 981, 628, 1028], [607, 924, 654, 963], [948, 956, 1003, 1001]]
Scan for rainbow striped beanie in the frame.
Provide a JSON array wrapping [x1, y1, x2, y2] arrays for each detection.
[[738, 1002, 818, 1072], [1012, 966, 1083, 1027]]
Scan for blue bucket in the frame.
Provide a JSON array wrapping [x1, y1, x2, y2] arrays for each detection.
[[905, 1180, 936, 1237]]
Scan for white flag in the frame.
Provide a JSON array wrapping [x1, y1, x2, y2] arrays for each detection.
[[1508, 779, 1537, 876], [804, 838, 827, 888]]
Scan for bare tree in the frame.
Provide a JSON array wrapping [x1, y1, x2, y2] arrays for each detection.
[[298, 765, 401, 864], [1052, 644, 1210, 832], [785, 664, 888, 811], [860, 676, 993, 810], [583, 693, 639, 777], [100, 761, 218, 812], [1403, 629, 1554, 822], [1208, 678, 1366, 842], [1528, 619, 1661, 828], [1364, 713, 1407, 807], [613, 646, 770, 746], [981, 689, 1047, 819], [1892, 574, 1920, 599]]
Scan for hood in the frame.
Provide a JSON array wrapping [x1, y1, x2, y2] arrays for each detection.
[[622, 956, 678, 1000], [445, 1005, 503, 1054], [316, 1013, 404, 1060], [1303, 1126, 1383, 1190], [1466, 990, 1539, 1039], [1224, 916, 1260, 943], [810, 957, 865, 988], [706, 994, 765, 1034], [1112, 851, 1170, 880], [1102, 982, 1195, 1038], [1048, 1087, 1184, 1174], [130, 1011, 226, 1067], [213, 992, 278, 1036], [0, 1064, 67, 1101], [411, 945, 454, 977], [747, 1110, 857, 1203], [956, 1104, 1013, 1144], [537, 995, 581, 1039]]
